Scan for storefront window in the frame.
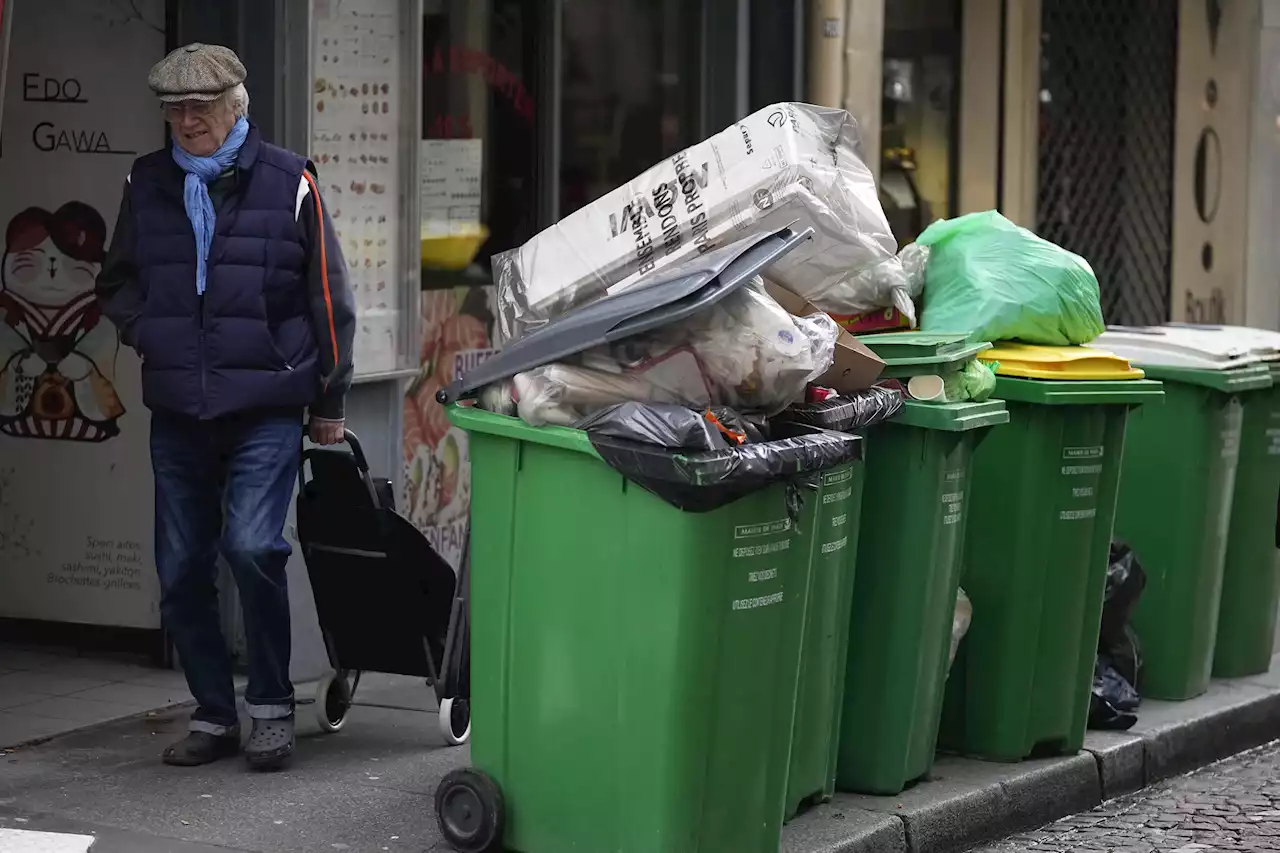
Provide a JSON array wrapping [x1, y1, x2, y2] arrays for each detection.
[[310, 0, 419, 377], [406, 0, 541, 568], [880, 0, 961, 246], [421, 0, 540, 264], [559, 0, 703, 215]]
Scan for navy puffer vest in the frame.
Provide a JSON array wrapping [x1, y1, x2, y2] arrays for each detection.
[[129, 127, 319, 419]]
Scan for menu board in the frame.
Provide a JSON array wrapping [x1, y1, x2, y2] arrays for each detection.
[[311, 0, 404, 375], [419, 138, 482, 239]]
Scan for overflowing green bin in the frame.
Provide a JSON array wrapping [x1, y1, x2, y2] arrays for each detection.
[[836, 385, 1008, 795], [937, 344, 1163, 762], [449, 405, 865, 853], [1098, 327, 1273, 700], [785, 461, 866, 818]]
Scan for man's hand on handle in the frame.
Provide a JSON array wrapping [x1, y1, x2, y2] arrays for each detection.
[[308, 416, 345, 446]]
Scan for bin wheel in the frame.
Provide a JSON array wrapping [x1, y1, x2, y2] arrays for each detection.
[[438, 696, 471, 746], [315, 672, 350, 733], [435, 768, 504, 853]]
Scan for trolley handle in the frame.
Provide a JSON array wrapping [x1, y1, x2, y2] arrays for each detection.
[[297, 427, 382, 509], [339, 428, 370, 474]]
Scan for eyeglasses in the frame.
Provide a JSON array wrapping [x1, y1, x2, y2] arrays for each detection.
[[162, 100, 217, 121]]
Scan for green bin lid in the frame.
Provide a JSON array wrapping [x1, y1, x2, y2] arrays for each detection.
[[890, 399, 1010, 432], [992, 376, 1165, 406], [855, 332, 993, 378], [1131, 362, 1273, 392]]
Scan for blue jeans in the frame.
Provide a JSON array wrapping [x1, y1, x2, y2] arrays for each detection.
[[151, 409, 302, 734]]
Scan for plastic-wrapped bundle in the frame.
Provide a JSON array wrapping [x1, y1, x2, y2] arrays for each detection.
[[493, 102, 904, 341], [771, 385, 904, 432]]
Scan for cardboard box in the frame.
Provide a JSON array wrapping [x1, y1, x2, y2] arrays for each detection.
[[831, 306, 913, 334], [764, 280, 885, 393]]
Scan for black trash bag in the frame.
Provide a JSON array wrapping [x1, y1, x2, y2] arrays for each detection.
[[1088, 541, 1147, 731], [1089, 657, 1140, 731], [1101, 541, 1146, 690], [772, 385, 905, 432], [575, 402, 766, 451], [587, 422, 864, 513]]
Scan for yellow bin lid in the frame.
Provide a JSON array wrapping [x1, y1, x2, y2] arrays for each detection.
[[977, 344, 1146, 381]]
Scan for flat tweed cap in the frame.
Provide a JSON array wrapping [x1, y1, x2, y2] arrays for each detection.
[[149, 43, 246, 102]]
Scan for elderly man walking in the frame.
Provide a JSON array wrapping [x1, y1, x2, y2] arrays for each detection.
[[95, 44, 356, 770]]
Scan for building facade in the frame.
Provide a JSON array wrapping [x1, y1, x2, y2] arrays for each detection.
[[1, 0, 1277, 672]]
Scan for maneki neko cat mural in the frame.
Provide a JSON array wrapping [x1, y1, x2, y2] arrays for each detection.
[[0, 202, 125, 442]]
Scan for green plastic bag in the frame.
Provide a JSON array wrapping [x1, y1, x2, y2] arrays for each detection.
[[943, 359, 997, 403], [917, 211, 1105, 345]]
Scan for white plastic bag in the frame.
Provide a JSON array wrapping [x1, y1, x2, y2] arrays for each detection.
[[949, 588, 973, 670], [494, 102, 903, 341], [508, 279, 839, 426]]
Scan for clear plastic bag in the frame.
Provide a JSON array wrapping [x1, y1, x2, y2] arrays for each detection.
[[508, 279, 839, 426]]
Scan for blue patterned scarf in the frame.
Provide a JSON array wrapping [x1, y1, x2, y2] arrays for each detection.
[[170, 115, 249, 295]]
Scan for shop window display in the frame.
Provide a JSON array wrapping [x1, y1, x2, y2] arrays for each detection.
[[310, 0, 416, 377], [406, 0, 540, 568], [559, 0, 702, 216]]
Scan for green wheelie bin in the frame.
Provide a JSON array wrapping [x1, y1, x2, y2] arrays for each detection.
[[1096, 327, 1273, 700], [937, 344, 1163, 762], [1216, 358, 1280, 677], [785, 460, 866, 819], [835, 336, 1009, 795], [1163, 325, 1280, 678], [441, 406, 863, 853]]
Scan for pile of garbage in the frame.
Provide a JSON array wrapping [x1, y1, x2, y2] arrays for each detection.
[[442, 100, 1107, 510], [430, 101, 921, 510]]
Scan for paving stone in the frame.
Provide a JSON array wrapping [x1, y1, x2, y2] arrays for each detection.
[[971, 741, 1280, 852]]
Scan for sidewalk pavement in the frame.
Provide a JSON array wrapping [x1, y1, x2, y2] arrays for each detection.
[[2, 661, 1280, 852], [783, 659, 1280, 853]]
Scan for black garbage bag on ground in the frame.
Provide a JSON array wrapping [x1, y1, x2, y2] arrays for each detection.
[[1088, 541, 1147, 731], [586, 413, 863, 513], [771, 385, 904, 432]]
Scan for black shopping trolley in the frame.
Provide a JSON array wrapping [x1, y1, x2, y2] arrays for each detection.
[[294, 429, 471, 745]]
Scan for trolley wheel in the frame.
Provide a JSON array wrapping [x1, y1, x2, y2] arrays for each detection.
[[438, 696, 471, 746], [315, 672, 351, 733], [435, 768, 504, 853]]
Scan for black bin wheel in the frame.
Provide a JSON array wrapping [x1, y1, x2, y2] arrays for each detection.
[[435, 768, 505, 853]]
